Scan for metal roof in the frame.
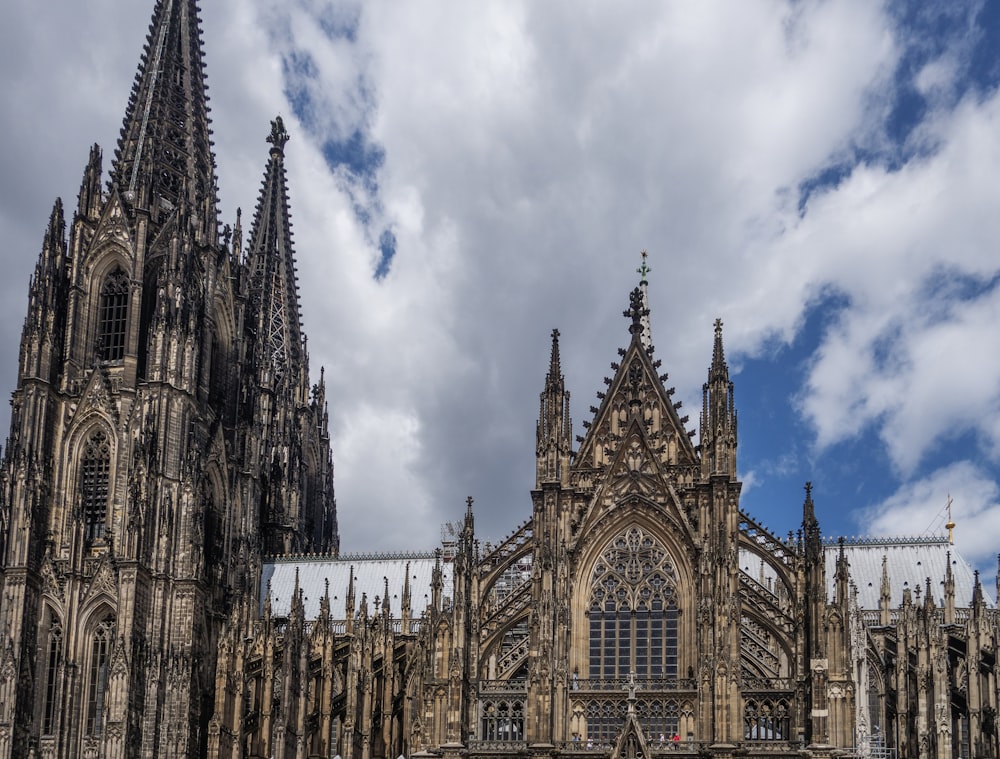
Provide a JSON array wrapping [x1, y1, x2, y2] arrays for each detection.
[[824, 538, 994, 610], [262, 554, 452, 620], [262, 537, 993, 621]]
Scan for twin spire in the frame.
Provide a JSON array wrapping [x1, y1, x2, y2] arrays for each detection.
[[115, 0, 304, 386], [247, 116, 304, 387], [112, 0, 219, 237]]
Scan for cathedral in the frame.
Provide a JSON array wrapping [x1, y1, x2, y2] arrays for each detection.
[[0, 2, 997, 758]]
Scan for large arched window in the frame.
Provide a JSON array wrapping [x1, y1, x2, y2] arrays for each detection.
[[588, 526, 679, 681], [42, 620, 63, 734], [80, 431, 111, 542], [85, 618, 114, 736], [98, 268, 129, 361]]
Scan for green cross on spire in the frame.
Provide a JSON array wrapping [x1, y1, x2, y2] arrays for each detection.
[[637, 250, 651, 283]]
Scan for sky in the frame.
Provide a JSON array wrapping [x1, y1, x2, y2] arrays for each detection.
[[2, 0, 1000, 577]]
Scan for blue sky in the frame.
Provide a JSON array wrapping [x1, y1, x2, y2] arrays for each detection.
[[2, 0, 1000, 575]]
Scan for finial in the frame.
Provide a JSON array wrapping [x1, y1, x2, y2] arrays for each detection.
[[624, 671, 638, 708], [636, 250, 651, 284], [802, 481, 818, 535], [708, 317, 728, 380], [548, 328, 561, 379], [624, 287, 647, 337], [267, 116, 290, 154], [945, 494, 955, 545]]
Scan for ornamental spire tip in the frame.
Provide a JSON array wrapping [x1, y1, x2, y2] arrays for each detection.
[[268, 116, 290, 153]]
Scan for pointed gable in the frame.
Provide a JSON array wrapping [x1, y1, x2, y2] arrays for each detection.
[[611, 693, 654, 759], [575, 287, 699, 480], [602, 414, 671, 501], [82, 556, 119, 605], [88, 190, 136, 260], [69, 367, 120, 426]]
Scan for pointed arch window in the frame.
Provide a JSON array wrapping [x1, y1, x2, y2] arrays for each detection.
[[588, 526, 679, 681], [481, 699, 525, 742], [80, 431, 111, 542], [98, 268, 129, 361], [744, 696, 790, 741], [42, 621, 63, 734], [85, 618, 114, 736]]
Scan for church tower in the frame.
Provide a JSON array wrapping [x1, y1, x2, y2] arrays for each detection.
[[0, 2, 337, 757]]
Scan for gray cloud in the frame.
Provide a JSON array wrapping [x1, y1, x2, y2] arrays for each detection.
[[3, 0, 999, 565]]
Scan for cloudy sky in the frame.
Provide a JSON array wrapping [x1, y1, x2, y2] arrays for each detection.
[[3, 0, 999, 576]]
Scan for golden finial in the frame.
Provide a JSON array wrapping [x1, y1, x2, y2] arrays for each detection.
[[945, 494, 955, 545]]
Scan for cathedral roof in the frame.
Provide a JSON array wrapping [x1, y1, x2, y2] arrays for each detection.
[[823, 537, 993, 609], [263, 553, 453, 620]]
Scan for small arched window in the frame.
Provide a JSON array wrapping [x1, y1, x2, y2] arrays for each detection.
[[481, 699, 525, 742], [80, 431, 111, 542], [744, 696, 791, 741], [98, 269, 129, 361], [85, 618, 114, 736]]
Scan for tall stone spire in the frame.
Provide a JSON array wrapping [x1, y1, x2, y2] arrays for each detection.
[[243, 117, 338, 556], [246, 116, 303, 391], [111, 0, 219, 238]]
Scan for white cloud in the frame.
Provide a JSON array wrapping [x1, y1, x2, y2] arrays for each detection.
[[794, 92, 1000, 474], [856, 461, 1000, 572], [3, 0, 1000, 560]]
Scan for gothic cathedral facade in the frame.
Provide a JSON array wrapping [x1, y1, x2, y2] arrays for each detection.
[[1, 2, 998, 759], [0, 1, 337, 756]]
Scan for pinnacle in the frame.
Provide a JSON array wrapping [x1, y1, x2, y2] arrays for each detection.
[[268, 116, 290, 155], [624, 286, 648, 340], [547, 328, 561, 384], [77, 144, 103, 220], [802, 481, 818, 530], [709, 317, 728, 382], [44, 199, 65, 251]]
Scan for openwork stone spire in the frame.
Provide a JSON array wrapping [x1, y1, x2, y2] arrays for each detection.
[[247, 116, 303, 387], [112, 0, 219, 236]]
